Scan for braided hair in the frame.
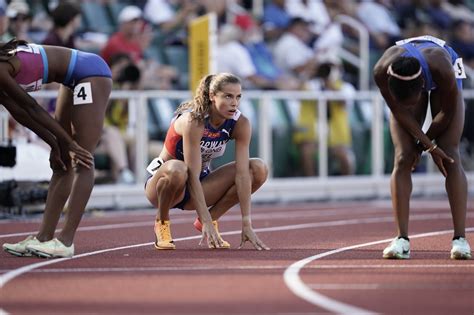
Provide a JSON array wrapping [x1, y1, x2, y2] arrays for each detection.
[[0, 38, 29, 62], [176, 73, 241, 122]]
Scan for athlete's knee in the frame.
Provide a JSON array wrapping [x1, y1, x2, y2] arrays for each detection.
[[440, 144, 460, 160], [250, 158, 268, 185], [440, 145, 463, 170], [73, 161, 95, 174], [166, 161, 188, 187], [393, 151, 416, 170]]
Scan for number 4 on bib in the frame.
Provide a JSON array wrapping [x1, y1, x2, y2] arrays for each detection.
[[73, 82, 93, 105]]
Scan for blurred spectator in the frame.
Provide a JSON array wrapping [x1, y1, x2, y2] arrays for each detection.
[[101, 5, 178, 90], [408, 19, 443, 38], [427, 0, 454, 30], [357, 0, 402, 51], [285, 0, 331, 35], [395, 0, 452, 37], [442, 0, 474, 22], [143, 0, 204, 45], [217, 15, 301, 90], [272, 17, 321, 176], [42, 1, 81, 48], [273, 17, 319, 80], [286, 0, 343, 57], [4, 0, 32, 41], [101, 5, 148, 65], [291, 55, 356, 177], [217, 23, 263, 89], [261, 0, 291, 44], [243, 29, 301, 89], [449, 19, 474, 68], [310, 57, 356, 175]]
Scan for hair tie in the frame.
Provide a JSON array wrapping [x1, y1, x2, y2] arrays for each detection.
[[387, 64, 422, 81]]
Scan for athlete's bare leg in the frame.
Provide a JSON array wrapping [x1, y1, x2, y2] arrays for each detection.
[[36, 86, 75, 242], [430, 91, 467, 238], [389, 93, 428, 238], [183, 158, 268, 219], [55, 78, 112, 246], [145, 160, 188, 221]]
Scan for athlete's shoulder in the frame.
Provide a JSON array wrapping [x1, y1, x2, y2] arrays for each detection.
[[232, 109, 242, 121], [234, 111, 250, 132], [373, 46, 404, 80], [380, 45, 406, 63], [175, 111, 204, 134]]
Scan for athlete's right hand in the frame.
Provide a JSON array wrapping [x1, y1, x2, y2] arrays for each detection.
[[68, 141, 94, 169], [411, 150, 422, 172], [430, 146, 454, 177], [199, 221, 223, 249], [49, 146, 67, 171]]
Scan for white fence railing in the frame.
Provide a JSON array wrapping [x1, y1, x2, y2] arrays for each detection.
[[1, 89, 474, 208], [335, 14, 370, 91]]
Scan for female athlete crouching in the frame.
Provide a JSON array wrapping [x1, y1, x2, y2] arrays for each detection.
[[144, 73, 269, 250]]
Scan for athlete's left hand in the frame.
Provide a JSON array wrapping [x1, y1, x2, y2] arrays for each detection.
[[430, 146, 454, 177], [239, 226, 270, 251], [68, 141, 94, 169]]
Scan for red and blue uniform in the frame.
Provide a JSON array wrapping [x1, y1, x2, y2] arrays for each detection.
[[164, 109, 241, 176], [146, 109, 242, 209]]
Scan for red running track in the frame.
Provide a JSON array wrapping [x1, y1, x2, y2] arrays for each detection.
[[1, 198, 473, 314]]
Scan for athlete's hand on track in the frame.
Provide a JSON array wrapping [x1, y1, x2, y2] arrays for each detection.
[[199, 221, 224, 249], [430, 146, 454, 177], [68, 141, 94, 169], [239, 226, 270, 251]]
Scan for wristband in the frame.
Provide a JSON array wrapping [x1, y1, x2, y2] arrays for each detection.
[[415, 139, 425, 151], [427, 144, 438, 153]]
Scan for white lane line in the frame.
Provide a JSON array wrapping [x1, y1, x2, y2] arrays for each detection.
[[0, 207, 392, 239], [283, 227, 474, 315], [0, 266, 289, 273], [2, 263, 472, 274], [0, 222, 152, 238], [308, 283, 474, 290], [0, 213, 459, 289], [0, 216, 398, 289], [309, 284, 380, 290], [295, 264, 474, 269]]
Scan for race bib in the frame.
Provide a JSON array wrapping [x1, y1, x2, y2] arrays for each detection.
[[453, 58, 467, 79], [146, 157, 164, 175], [73, 82, 93, 105]]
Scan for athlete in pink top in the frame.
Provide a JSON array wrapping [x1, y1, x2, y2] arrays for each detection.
[[1, 39, 112, 258], [145, 73, 269, 250]]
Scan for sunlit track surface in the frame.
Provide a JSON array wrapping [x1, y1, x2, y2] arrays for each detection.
[[1, 199, 473, 314]]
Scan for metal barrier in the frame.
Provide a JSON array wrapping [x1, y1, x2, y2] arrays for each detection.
[[1, 89, 473, 208], [0, 106, 8, 144], [335, 14, 370, 91]]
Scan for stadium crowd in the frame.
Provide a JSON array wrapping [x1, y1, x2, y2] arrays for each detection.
[[1, 0, 474, 181]]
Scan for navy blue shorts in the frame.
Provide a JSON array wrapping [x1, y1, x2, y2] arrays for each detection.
[[63, 50, 112, 88], [144, 166, 211, 210]]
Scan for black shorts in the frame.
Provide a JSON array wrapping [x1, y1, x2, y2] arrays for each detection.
[[144, 161, 210, 210]]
